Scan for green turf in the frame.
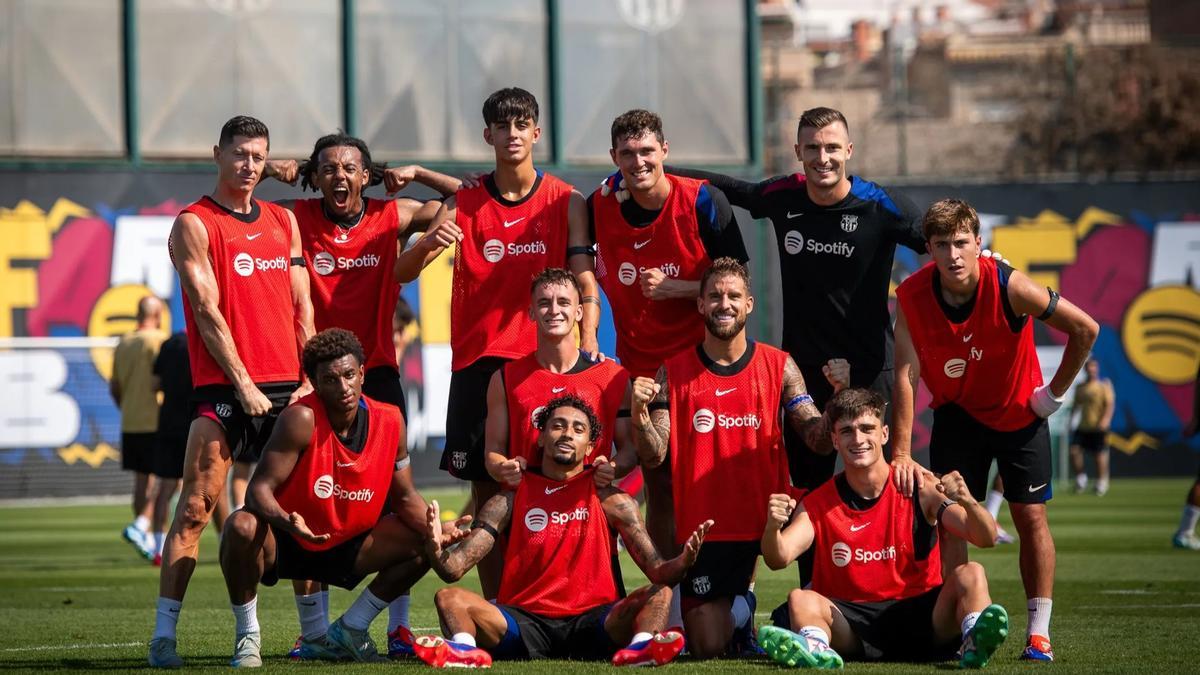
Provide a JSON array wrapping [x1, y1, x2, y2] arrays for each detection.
[[1, 479, 1198, 672]]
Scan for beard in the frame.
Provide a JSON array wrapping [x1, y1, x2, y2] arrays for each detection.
[[705, 312, 746, 340]]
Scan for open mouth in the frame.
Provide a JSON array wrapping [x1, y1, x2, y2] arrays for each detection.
[[711, 311, 736, 325], [331, 186, 350, 208]]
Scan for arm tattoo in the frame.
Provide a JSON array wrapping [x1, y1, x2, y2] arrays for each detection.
[[434, 492, 513, 581], [781, 358, 833, 454], [602, 490, 664, 575], [634, 367, 671, 468]]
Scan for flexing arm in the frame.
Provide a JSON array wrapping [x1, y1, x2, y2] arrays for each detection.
[[919, 470, 996, 548], [170, 212, 270, 415], [630, 368, 670, 469], [383, 165, 461, 199], [782, 356, 845, 455], [245, 406, 330, 544], [286, 210, 316, 404], [394, 196, 462, 283], [567, 190, 601, 355], [602, 487, 710, 585], [891, 305, 923, 492], [424, 493, 513, 583], [761, 493, 814, 570], [483, 371, 523, 486], [1007, 269, 1099, 402]]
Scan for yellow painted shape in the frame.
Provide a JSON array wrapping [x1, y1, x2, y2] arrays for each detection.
[[0, 201, 54, 337], [417, 242, 454, 345], [1120, 285, 1200, 385], [989, 222, 1077, 290], [1073, 206, 1121, 240], [87, 284, 171, 380], [1106, 431, 1160, 456], [57, 442, 120, 468]]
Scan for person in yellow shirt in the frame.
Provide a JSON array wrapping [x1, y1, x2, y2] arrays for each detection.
[[111, 296, 166, 558], [1069, 359, 1115, 496]]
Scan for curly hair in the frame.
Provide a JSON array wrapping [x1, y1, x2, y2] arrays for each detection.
[[530, 267, 581, 299], [302, 328, 365, 381], [824, 388, 887, 429], [534, 394, 601, 443], [610, 109, 664, 148], [299, 132, 388, 193], [701, 256, 751, 294]]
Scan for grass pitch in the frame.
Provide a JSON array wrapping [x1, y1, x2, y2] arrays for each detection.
[[1, 478, 1198, 673]]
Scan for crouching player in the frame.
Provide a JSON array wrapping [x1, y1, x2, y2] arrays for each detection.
[[219, 329, 464, 665], [759, 389, 1009, 668], [415, 395, 711, 667]]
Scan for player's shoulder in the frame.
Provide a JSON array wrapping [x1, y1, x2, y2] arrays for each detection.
[[758, 172, 808, 199], [846, 176, 913, 219]]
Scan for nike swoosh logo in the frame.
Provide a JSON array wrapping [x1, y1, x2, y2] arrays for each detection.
[[787, 211, 803, 219], [962, 334, 973, 342], [1028, 483, 1047, 492], [850, 522, 870, 532], [551, 386, 566, 393], [246, 233, 262, 240], [715, 387, 737, 396], [503, 217, 525, 228], [299, 601, 317, 607], [545, 485, 567, 495], [336, 461, 355, 468], [168, 608, 179, 613], [633, 239, 651, 250]]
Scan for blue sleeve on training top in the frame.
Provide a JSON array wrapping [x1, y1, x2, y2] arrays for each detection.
[[849, 178, 903, 219], [696, 183, 719, 232]]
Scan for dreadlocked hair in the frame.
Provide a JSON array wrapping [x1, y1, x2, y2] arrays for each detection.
[[299, 132, 389, 192]]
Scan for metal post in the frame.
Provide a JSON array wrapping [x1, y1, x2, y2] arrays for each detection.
[[546, 0, 563, 167], [342, 0, 357, 136], [123, 0, 139, 164]]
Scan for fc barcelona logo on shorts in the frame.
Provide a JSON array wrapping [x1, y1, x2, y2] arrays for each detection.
[[692, 575, 711, 595], [214, 403, 233, 419], [840, 214, 858, 233], [451, 451, 468, 471]]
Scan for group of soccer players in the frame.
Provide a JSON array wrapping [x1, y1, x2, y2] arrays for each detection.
[[146, 87, 1098, 669]]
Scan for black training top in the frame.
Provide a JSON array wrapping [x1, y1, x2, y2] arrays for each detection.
[[154, 332, 193, 435], [669, 167, 924, 375]]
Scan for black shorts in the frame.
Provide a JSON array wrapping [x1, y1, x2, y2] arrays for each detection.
[[191, 382, 298, 463], [771, 585, 957, 662], [492, 603, 617, 660], [364, 365, 407, 421], [929, 404, 1052, 504], [121, 432, 157, 473], [440, 357, 508, 481], [1072, 429, 1108, 453], [152, 430, 188, 479], [682, 540, 759, 602], [786, 366, 893, 491], [263, 525, 368, 591]]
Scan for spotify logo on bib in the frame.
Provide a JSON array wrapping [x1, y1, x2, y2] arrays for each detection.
[[784, 231, 804, 255]]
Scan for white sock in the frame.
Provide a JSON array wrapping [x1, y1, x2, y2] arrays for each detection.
[[798, 625, 831, 650], [451, 632, 476, 647], [1027, 597, 1052, 638], [134, 515, 151, 532], [667, 586, 683, 628], [388, 594, 411, 633], [154, 532, 166, 555], [296, 593, 326, 641], [730, 594, 752, 630], [153, 597, 182, 641], [232, 597, 259, 636], [985, 490, 1004, 519], [320, 589, 330, 623], [961, 611, 981, 637], [630, 631, 654, 646], [1096, 478, 1109, 493], [1177, 505, 1200, 537], [1075, 473, 1088, 490], [342, 589, 388, 631]]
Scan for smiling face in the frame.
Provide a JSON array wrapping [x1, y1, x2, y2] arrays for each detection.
[[530, 281, 582, 340], [214, 135, 268, 195], [699, 272, 753, 341], [484, 117, 540, 166], [539, 405, 594, 468], [832, 411, 889, 471], [314, 145, 370, 219], [611, 131, 668, 195], [313, 353, 364, 419], [795, 121, 852, 192]]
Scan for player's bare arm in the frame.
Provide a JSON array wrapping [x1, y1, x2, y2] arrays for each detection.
[[264, 158, 300, 187], [567, 189, 601, 354], [1006, 268, 1099, 413], [483, 371, 523, 486], [631, 367, 670, 468], [762, 494, 814, 570], [612, 385, 639, 479], [389, 437, 429, 535], [600, 486, 710, 585], [170, 212, 269, 415], [640, 268, 701, 301], [425, 492, 513, 583], [394, 196, 463, 283], [918, 469, 996, 548], [286, 209, 317, 404], [382, 165, 461, 199], [891, 305, 924, 493], [244, 405, 330, 544], [782, 356, 846, 455]]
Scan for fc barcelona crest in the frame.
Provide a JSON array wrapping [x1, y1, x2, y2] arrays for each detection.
[[841, 214, 858, 233]]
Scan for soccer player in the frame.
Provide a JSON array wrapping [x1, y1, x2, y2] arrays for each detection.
[[759, 388, 1010, 669], [148, 331, 192, 565], [484, 267, 633, 486], [1175, 364, 1200, 550], [404, 87, 599, 598], [112, 295, 166, 560], [264, 133, 459, 653], [413, 395, 707, 668], [630, 258, 846, 658], [219, 329, 462, 666], [892, 198, 1099, 662], [1069, 358, 1115, 496], [150, 116, 316, 668]]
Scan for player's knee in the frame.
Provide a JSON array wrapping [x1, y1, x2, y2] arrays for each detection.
[[434, 587, 466, 615], [951, 561, 988, 592], [176, 492, 213, 534], [222, 511, 259, 548], [787, 588, 825, 616]]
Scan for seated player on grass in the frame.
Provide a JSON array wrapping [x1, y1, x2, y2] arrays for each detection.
[[414, 394, 712, 668], [218, 329, 466, 665], [758, 388, 1009, 669]]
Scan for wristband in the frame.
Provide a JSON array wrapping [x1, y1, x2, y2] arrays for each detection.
[[290, 256, 306, 267], [394, 455, 410, 471], [785, 394, 814, 411], [936, 498, 955, 523], [471, 521, 500, 539], [567, 245, 595, 257], [582, 295, 601, 307]]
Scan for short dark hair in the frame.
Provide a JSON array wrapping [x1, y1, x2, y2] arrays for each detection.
[[302, 328, 365, 381], [611, 109, 665, 148], [797, 107, 849, 136], [219, 115, 270, 149], [922, 198, 980, 241], [482, 87, 539, 126], [701, 257, 751, 294], [825, 388, 887, 429], [300, 132, 387, 193], [535, 394, 601, 443], [530, 267, 581, 300]]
